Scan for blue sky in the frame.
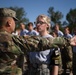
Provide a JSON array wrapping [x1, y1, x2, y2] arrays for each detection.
[[0, 0, 76, 23]]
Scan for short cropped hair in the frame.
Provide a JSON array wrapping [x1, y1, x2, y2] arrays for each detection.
[[28, 22, 33, 26]]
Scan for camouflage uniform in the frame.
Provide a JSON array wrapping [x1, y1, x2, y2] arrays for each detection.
[[73, 51, 76, 75], [0, 31, 70, 75], [58, 45, 73, 75]]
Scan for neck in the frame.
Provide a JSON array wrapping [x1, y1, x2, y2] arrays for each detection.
[[2, 27, 12, 33], [39, 31, 49, 36]]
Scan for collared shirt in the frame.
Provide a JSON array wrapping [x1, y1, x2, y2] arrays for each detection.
[[27, 30, 39, 36], [20, 29, 28, 36], [57, 30, 64, 37], [63, 34, 73, 39]]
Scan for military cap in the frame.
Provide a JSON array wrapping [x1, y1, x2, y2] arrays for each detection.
[[0, 8, 18, 21]]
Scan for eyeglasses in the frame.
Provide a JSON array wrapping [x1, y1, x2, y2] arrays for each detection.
[[34, 21, 46, 25]]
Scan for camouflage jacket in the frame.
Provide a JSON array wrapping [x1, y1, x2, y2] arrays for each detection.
[[0, 31, 70, 62], [0, 31, 70, 74]]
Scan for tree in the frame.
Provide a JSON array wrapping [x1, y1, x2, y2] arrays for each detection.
[[66, 8, 76, 25], [47, 7, 63, 24], [62, 21, 68, 27], [9, 6, 29, 27], [66, 8, 76, 32]]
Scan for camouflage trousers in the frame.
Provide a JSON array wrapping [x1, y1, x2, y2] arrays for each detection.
[[26, 64, 51, 75], [58, 69, 73, 75], [73, 52, 76, 75], [0, 64, 22, 75]]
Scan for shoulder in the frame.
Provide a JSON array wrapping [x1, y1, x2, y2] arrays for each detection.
[[59, 30, 63, 34], [68, 34, 73, 37], [48, 34, 53, 38], [43, 34, 53, 38], [33, 30, 39, 35], [24, 29, 28, 32], [0, 32, 12, 42]]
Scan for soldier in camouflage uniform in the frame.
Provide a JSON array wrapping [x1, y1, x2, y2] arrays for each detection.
[[58, 45, 73, 75], [72, 27, 76, 75], [0, 8, 76, 75]]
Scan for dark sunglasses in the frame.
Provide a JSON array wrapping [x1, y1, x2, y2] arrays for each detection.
[[34, 21, 46, 25]]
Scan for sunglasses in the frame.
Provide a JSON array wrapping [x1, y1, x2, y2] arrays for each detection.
[[34, 21, 46, 25]]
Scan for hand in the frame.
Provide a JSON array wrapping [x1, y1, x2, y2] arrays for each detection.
[[70, 36, 76, 46]]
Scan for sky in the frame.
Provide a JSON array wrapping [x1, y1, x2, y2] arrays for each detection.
[[0, 0, 76, 24]]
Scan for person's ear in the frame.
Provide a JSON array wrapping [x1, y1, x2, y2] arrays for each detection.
[[46, 24, 49, 28], [6, 20, 11, 27]]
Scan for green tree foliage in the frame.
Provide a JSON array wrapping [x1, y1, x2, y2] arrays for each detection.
[[62, 21, 68, 26], [9, 6, 29, 27], [66, 8, 76, 25], [66, 8, 76, 32], [47, 7, 63, 24]]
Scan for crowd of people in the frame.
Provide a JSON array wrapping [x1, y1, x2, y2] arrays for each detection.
[[12, 20, 74, 39], [0, 8, 76, 75]]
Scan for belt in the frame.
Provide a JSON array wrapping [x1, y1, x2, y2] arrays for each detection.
[[30, 63, 50, 69], [38, 64, 49, 67]]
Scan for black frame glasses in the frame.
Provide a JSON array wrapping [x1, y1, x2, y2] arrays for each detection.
[[34, 21, 46, 25]]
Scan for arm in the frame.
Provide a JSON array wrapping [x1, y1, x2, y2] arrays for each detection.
[[23, 36, 69, 51], [70, 36, 76, 46], [52, 66, 58, 75], [51, 48, 60, 75], [12, 35, 70, 53]]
